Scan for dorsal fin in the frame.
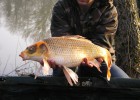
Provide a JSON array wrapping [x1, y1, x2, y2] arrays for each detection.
[[44, 35, 93, 44], [60, 35, 93, 43], [61, 35, 85, 39]]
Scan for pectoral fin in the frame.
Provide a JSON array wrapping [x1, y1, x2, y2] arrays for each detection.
[[62, 66, 78, 86], [34, 65, 42, 79], [42, 58, 51, 75], [34, 58, 52, 79]]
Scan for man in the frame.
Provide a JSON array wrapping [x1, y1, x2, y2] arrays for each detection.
[[50, 0, 129, 78]]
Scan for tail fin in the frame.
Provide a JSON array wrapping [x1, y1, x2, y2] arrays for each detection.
[[103, 50, 112, 81]]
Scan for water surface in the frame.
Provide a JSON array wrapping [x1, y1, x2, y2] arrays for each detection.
[[0, 0, 56, 76]]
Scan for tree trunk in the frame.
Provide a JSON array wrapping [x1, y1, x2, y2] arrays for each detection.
[[114, 0, 140, 78]]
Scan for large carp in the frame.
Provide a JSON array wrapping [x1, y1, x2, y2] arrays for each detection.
[[19, 36, 112, 86]]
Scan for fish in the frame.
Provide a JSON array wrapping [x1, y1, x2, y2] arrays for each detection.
[[19, 35, 112, 86]]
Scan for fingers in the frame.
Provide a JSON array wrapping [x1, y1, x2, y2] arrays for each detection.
[[96, 58, 103, 63], [47, 60, 63, 69], [81, 58, 94, 67], [81, 58, 102, 73], [47, 60, 57, 68], [81, 58, 91, 66], [81, 58, 88, 64], [81, 58, 103, 67]]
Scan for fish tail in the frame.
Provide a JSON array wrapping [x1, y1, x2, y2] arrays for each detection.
[[107, 69, 111, 81], [103, 50, 112, 81]]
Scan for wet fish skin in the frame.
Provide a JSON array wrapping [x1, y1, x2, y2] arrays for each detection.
[[19, 36, 112, 85]]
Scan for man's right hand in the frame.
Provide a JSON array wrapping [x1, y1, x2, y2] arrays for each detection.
[[47, 60, 58, 68]]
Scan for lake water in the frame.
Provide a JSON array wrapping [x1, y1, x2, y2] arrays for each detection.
[[0, 0, 56, 76]]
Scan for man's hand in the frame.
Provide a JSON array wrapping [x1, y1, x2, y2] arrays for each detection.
[[81, 58, 103, 72], [47, 60, 58, 68]]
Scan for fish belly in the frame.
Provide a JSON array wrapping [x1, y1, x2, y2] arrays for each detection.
[[46, 38, 94, 67], [48, 48, 87, 67]]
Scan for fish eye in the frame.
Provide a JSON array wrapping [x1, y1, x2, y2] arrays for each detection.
[[26, 45, 36, 54]]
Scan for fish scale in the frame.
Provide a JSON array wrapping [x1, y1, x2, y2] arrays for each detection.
[[45, 38, 95, 67]]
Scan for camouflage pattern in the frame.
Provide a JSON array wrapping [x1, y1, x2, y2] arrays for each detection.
[[50, 0, 118, 60]]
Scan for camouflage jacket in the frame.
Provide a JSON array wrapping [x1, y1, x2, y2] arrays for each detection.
[[50, 0, 118, 57]]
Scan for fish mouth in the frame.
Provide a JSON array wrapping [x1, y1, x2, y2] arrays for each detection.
[[19, 52, 27, 61]]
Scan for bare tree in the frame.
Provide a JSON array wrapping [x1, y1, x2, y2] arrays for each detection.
[[114, 0, 140, 78]]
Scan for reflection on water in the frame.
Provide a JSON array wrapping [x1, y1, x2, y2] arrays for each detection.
[[0, 0, 56, 76]]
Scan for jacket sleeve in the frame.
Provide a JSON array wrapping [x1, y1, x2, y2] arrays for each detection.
[[50, 1, 72, 37], [96, 2, 118, 35], [92, 2, 118, 52]]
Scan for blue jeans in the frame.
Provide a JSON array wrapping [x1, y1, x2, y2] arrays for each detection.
[[110, 63, 129, 78]]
